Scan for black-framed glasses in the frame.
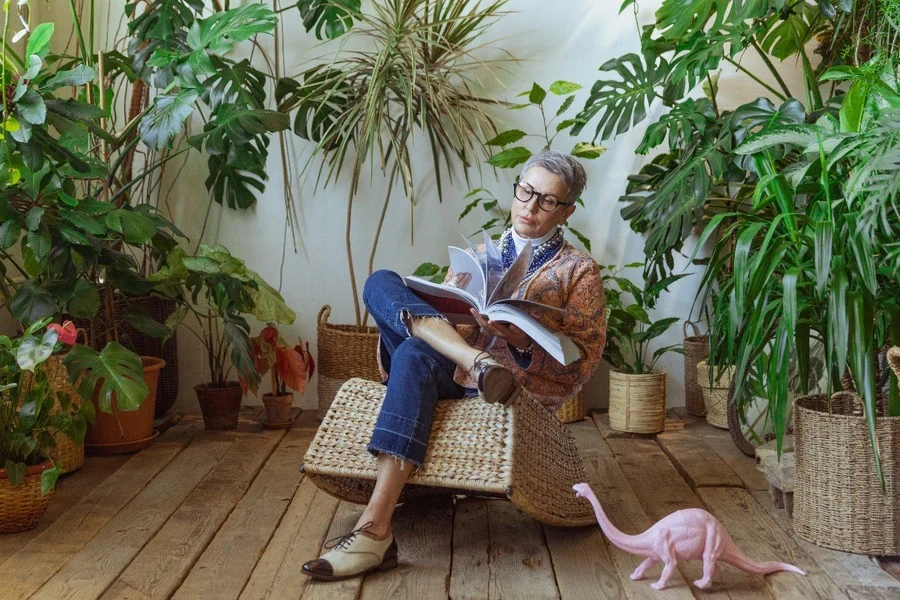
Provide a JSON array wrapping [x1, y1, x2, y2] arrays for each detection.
[[512, 182, 572, 212]]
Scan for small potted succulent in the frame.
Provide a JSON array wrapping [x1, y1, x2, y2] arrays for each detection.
[[243, 325, 315, 429], [602, 264, 686, 434], [1, 318, 88, 532]]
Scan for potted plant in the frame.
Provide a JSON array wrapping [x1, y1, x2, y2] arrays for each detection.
[[277, 0, 510, 416], [151, 245, 296, 430], [602, 265, 685, 433], [0, 318, 88, 532], [243, 325, 315, 429]]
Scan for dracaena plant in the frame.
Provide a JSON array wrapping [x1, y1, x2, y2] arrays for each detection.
[[150, 245, 296, 390], [276, 0, 509, 329], [602, 263, 687, 374], [697, 51, 900, 480], [1, 318, 87, 494]]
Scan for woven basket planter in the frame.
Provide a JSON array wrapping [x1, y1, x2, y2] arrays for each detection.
[[0, 462, 55, 533], [794, 392, 900, 555], [682, 322, 709, 417], [302, 378, 594, 527], [609, 370, 667, 433], [316, 305, 382, 419], [555, 389, 586, 423], [696, 361, 734, 429]]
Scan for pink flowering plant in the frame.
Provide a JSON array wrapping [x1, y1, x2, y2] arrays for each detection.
[[1, 319, 88, 494]]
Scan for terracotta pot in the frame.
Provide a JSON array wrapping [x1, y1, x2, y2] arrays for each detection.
[[263, 393, 294, 427], [196, 382, 243, 430], [85, 356, 165, 455], [0, 461, 55, 533]]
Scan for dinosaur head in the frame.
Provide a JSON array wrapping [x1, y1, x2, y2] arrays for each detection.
[[572, 483, 592, 500]]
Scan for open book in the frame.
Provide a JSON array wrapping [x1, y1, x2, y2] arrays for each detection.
[[403, 231, 582, 366]]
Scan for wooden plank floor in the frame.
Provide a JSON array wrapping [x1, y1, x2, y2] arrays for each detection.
[[3, 407, 898, 599]]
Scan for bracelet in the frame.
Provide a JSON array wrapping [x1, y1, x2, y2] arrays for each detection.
[[512, 340, 533, 355]]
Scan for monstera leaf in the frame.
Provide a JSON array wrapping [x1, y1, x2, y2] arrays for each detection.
[[64, 342, 148, 413], [296, 0, 361, 40], [574, 53, 669, 141]]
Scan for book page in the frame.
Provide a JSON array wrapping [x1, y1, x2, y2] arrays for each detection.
[[488, 241, 532, 305], [448, 246, 485, 307], [403, 276, 480, 324], [481, 230, 505, 304], [484, 304, 582, 366]]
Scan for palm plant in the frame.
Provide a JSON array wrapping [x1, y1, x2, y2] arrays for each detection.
[[276, 0, 509, 328]]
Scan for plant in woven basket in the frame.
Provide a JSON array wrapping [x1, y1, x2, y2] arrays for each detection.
[[0, 318, 86, 494], [276, 0, 510, 329], [602, 264, 686, 375]]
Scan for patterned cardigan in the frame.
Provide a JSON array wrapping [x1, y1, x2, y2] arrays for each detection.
[[378, 241, 607, 413]]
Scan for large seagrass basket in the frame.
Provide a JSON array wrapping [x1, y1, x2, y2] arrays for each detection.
[[316, 306, 382, 420], [302, 378, 594, 526], [794, 391, 900, 555], [682, 322, 709, 417]]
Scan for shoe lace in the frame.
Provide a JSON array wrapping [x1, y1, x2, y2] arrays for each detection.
[[324, 521, 375, 551], [470, 350, 492, 376]]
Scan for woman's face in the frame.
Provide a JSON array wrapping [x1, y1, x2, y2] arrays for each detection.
[[510, 166, 576, 239]]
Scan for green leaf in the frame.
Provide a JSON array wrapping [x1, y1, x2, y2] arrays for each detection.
[[549, 81, 581, 95], [565, 225, 592, 253], [17, 89, 47, 125], [296, 0, 360, 40], [64, 343, 148, 413], [487, 147, 532, 169], [45, 99, 106, 121], [140, 90, 199, 148], [43, 65, 98, 92], [528, 83, 546, 105], [187, 3, 277, 54], [571, 142, 606, 159], [40, 465, 61, 495], [125, 311, 172, 339], [67, 281, 101, 319], [4, 460, 25, 486], [556, 95, 576, 118], [27, 23, 55, 58], [555, 118, 577, 132], [839, 80, 867, 133], [0, 220, 21, 249], [249, 277, 295, 325], [9, 282, 57, 324], [485, 130, 527, 146], [655, 0, 715, 40], [27, 230, 51, 263], [17, 329, 57, 372], [413, 262, 441, 277], [105, 209, 159, 245]]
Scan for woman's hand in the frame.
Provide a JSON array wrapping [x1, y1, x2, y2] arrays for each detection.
[[471, 309, 531, 350]]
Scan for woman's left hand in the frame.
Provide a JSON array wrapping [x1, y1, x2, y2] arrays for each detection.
[[471, 309, 531, 350]]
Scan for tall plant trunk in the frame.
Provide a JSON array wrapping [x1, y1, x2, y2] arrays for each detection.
[[345, 190, 362, 329], [361, 161, 400, 328]]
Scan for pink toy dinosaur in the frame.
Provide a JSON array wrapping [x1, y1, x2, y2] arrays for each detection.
[[573, 483, 805, 590]]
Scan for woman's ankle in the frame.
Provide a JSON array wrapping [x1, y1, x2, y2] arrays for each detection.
[[354, 518, 391, 540]]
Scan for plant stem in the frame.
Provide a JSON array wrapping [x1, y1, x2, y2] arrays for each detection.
[[361, 160, 401, 328], [724, 57, 787, 101], [750, 39, 792, 98], [67, 0, 89, 66], [345, 188, 362, 329]]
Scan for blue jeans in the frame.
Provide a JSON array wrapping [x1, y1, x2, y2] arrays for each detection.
[[362, 269, 469, 467]]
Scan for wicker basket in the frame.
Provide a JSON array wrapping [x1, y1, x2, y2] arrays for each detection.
[[555, 389, 586, 423], [682, 322, 709, 417], [316, 305, 382, 419], [0, 462, 55, 533], [302, 378, 594, 527], [696, 361, 734, 429], [794, 392, 900, 555], [608, 370, 667, 433]]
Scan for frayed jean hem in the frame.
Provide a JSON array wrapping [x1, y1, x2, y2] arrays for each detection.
[[366, 444, 423, 470]]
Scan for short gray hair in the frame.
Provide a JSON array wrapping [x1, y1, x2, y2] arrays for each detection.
[[519, 150, 587, 206]]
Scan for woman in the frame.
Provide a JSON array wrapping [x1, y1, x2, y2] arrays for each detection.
[[302, 150, 606, 581]]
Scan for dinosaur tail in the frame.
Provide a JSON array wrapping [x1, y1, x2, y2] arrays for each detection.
[[721, 550, 806, 576]]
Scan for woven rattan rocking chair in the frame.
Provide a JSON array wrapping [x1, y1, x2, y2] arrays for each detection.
[[301, 378, 594, 526]]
